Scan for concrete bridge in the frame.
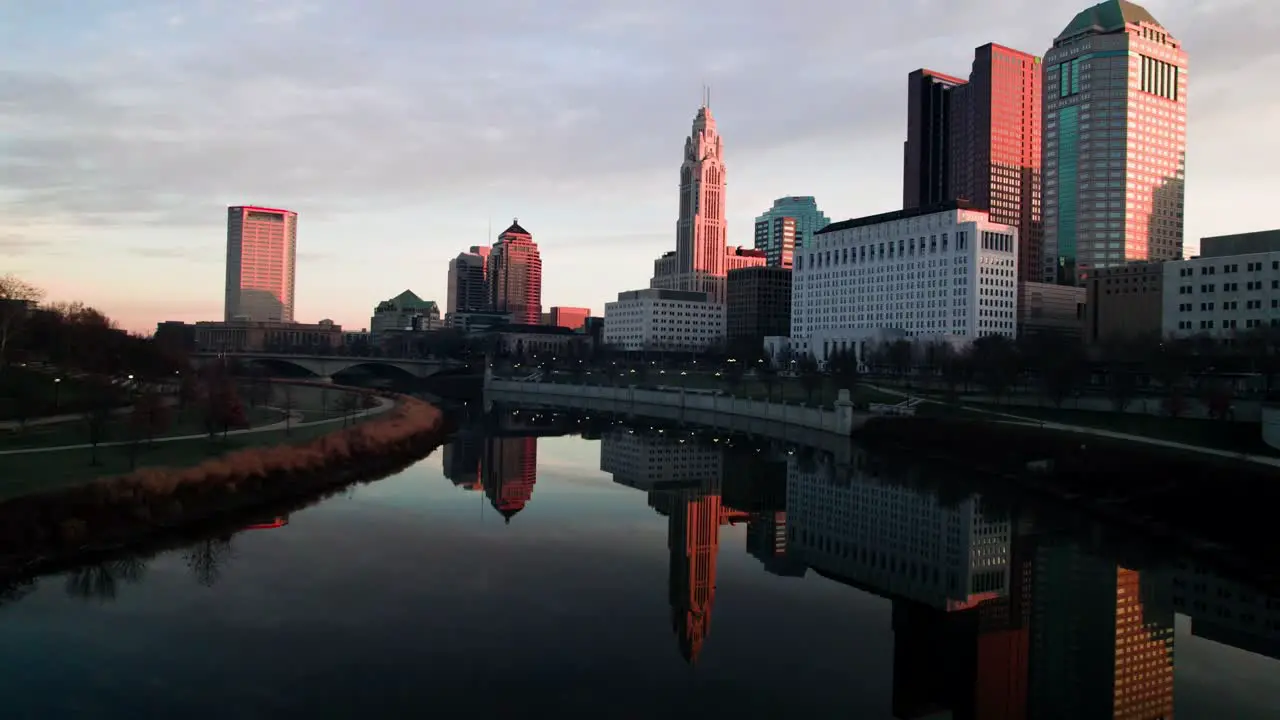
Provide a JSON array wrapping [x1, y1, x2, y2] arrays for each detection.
[[191, 352, 454, 380], [484, 376, 867, 467]]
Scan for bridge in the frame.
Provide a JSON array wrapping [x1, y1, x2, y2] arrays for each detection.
[[191, 352, 456, 380]]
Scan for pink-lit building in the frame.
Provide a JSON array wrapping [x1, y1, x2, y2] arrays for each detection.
[[225, 205, 297, 323], [903, 44, 1043, 286], [548, 306, 590, 330], [650, 98, 761, 304], [487, 219, 543, 326], [1043, 0, 1188, 286]]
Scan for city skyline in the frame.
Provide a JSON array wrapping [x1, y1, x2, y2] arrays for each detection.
[[2, 1, 1273, 334]]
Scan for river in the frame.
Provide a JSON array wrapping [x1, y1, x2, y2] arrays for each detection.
[[0, 410, 1277, 718]]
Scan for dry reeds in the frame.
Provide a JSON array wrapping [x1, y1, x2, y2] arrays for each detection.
[[0, 383, 448, 575]]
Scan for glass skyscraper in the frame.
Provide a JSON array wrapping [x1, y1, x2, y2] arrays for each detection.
[[1042, 0, 1188, 287], [753, 196, 831, 268]]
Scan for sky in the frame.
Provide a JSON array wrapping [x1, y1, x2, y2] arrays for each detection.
[[1, 0, 1276, 334]]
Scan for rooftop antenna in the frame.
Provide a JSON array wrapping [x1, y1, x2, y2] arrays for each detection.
[[487, 216, 492, 242]]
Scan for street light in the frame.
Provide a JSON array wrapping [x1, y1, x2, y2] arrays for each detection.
[[54, 377, 62, 410]]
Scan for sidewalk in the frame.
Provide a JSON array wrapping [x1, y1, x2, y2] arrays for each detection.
[[863, 384, 1280, 468], [0, 396, 395, 457], [0, 395, 179, 432]]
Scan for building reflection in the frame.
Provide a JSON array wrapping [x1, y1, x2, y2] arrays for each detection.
[[465, 421, 1276, 710], [1171, 562, 1280, 662], [601, 428, 764, 663], [442, 434, 484, 491], [1028, 538, 1175, 719], [482, 436, 538, 523]]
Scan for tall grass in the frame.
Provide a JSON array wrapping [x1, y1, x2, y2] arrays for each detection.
[[0, 383, 448, 575]]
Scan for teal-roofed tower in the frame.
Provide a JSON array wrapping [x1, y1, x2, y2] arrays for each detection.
[[753, 196, 831, 268], [1042, 0, 1187, 286]]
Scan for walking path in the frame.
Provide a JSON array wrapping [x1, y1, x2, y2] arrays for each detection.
[[0, 395, 179, 431], [0, 396, 395, 457], [863, 384, 1280, 468]]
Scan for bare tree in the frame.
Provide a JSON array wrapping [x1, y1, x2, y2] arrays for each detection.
[[182, 537, 234, 587], [0, 274, 43, 367], [275, 382, 298, 436]]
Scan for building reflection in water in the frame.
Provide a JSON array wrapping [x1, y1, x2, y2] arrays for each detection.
[[1029, 538, 1175, 719], [600, 428, 793, 663], [482, 437, 538, 523], [784, 447, 1177, 720], [442, 434, 484, 491], [472, 420, 1274, 715]]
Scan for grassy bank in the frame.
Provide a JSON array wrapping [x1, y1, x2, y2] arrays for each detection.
[[0, 383, 383, 501], [0, 387, 448, 577]]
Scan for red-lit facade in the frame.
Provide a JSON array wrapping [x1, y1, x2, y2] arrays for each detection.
[[951, 44, 1043, 285], [904, 44, 1043, 286], [548, 306, 590, 330], [482, 436, 537, 523], [488, 220, 543, 326], [225, 205, 297, 323]]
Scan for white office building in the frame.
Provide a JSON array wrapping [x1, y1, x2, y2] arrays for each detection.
[[599, 428, 723, 491], [1162, 252, 1280, 339], [789, 202, 1018, 363], [603, 288, 725, 352], [785, 450, 1012, 610]]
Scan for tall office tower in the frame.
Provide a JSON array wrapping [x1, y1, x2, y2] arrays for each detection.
[[951, 45, 1044, 285], [753, 196, 831, 268], [903, 45, 1042, 285], [1043, 0, 1188, 286], [482, 436, 538, 523], [447, 251, 489, 314], [487, 219, 543, 325], [224, 205, 297, 322], [650, 96, 762, 303], [903, 70, 966, 210]]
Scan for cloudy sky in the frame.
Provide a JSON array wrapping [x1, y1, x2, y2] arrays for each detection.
[[1, 0, 1275, 333]]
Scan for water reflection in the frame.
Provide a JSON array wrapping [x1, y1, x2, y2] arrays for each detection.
[[0, 409, 1277, 717], [585, 416, 1268, 717]]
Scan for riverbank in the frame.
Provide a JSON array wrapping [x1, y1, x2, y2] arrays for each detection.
[[857, 416, 1280, 591], [0, 384, 450, 578], [0, 384, 392, 500]]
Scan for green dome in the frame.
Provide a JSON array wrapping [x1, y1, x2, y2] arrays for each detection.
[[1058, 0, 1162, 40]]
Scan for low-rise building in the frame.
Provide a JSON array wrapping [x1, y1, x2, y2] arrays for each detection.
[[1163, 249, 1280, 339], [1086, 262, 1164, 345], [191, 319, 343, 353], [726, 266, 791, 357], [549, 306, 591, 330], [603, 288, 724, 353], [447, 310, 511, 335], [1019, 281, 1086, 339], [790, 201, 1018, 361], [490, 323, 591, 358], [370, 290, 441, 341]]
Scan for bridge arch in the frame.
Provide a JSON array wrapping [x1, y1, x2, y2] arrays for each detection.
[[330, 361, 419, 382]]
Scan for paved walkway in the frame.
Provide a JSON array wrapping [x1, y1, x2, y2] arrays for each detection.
[[0, 396, 395, 457], [0, 395, 179, 432], [864, 384, 1280, 468]]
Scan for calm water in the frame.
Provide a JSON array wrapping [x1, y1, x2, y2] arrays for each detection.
[[1, 415, 1279, 719]]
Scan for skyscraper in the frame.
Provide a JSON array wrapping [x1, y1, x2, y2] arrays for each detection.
[[650, 97, 763, 304], [447, 251, 489, 314], [487, 220, 543, 325], [224, 205, 297, 323], [903, 44, 1043, 285], [1042, 0, 1188, 286], [951, 44, 1043, 285], [903, 70, 966, 210], [753, 196, 831, 268]]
